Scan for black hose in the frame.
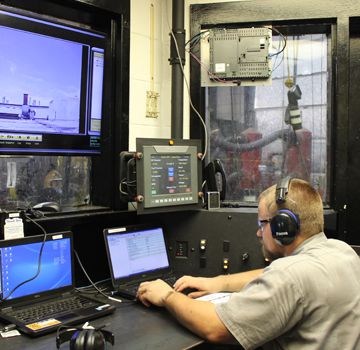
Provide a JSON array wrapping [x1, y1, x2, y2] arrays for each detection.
[[213, 128, 292, 152]]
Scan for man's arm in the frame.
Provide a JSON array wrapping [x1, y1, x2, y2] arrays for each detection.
[[165, 290, 236, 343], [174, 269, 263, 298], [137, 279, 236, 344]]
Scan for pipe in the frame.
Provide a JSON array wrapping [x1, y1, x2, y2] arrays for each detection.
[[170, 0, 185, 139], [213, 128, 293, 152]]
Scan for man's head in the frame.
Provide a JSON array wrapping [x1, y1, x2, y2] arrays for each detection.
[[257, 178, 324, 260]]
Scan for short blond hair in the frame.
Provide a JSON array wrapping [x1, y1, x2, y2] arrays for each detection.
[[259, 179, 324, 238]]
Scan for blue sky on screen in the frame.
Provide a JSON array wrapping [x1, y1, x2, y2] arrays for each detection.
[[0, 26, 82, 106]]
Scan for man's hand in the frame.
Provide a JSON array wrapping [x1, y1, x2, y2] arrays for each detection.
[[174, 269, 263, 296], [174, 276, 220, 298], [136, 279, 174, 307], [137, 277, 235, 344]]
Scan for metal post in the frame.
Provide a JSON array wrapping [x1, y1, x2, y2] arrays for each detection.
[[170, 0, 185, 139]]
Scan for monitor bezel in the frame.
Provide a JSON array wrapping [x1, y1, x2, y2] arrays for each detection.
[[103, 224, 172, 287], [135, 138, 202, 215], [0, 5, 108, 156]]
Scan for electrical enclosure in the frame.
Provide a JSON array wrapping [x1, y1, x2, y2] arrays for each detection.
[[209, 27, 271, 80]]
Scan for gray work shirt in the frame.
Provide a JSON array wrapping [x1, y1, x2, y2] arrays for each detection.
[[215, 233, 360, 350]]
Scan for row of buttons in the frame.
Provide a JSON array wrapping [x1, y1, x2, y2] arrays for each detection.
[[152, 196, 193, 204], [0, 133, 42, 142]]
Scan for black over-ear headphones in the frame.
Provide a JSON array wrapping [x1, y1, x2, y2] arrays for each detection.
[[56, 326, 115, 350], [270, 176, 300, 246]]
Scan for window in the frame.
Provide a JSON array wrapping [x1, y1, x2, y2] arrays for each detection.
[[0, 155, 90, 210], [204, 29, 331, 205]]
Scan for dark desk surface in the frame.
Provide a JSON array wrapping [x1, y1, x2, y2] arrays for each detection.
[[0, 300, 203, 350]]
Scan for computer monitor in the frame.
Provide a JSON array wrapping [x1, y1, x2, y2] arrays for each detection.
[[0, 6, 107, 154], [135, 138, 202, 214], [0, 233, 73, 301]]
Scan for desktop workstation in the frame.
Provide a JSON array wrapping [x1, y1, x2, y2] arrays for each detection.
[[0, 0, 360, 349], [0, 226, 206, 349]]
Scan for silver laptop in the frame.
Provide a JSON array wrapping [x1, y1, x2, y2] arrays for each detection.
[[0, 232, 115, 336], [103, 224, 177, 299]]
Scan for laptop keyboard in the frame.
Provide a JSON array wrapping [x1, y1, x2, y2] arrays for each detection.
[[123, 275, 177, 297], [5, 295, 96, 323]]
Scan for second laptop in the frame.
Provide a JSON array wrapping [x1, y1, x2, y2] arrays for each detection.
[[103, 224, 177, 299]]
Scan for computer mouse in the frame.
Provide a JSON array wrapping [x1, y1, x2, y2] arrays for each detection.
[[32, 201, 61, 212]]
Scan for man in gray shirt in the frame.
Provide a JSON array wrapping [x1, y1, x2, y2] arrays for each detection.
[[137, 178, 360, 349]]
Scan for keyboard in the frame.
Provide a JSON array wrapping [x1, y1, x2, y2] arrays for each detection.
[[5, 295, 96, 323], [120, 275, 177, 298]]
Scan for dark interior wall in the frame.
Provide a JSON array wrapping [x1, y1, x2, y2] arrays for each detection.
[[140, 210, 266, 277], [348, 25, 360, 245]]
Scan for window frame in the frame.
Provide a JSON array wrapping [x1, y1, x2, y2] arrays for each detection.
[[189, 4, 339, 211]]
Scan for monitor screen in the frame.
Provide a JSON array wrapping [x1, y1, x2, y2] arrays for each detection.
[[0, 7, 106, 154], [105, 227, 169, 279], [136, 138, 202, 213], [150, 153, 192, 198], [0, 236, 72, 300]]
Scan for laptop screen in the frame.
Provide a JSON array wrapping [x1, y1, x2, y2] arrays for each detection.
[[0, 233, 73, 301], [105, 226, 170, 280]]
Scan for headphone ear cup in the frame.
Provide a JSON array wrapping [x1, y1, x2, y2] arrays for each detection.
[[270, 210, 299, 246], [90, 330, 106, 350], [71, 330, 87, 350], [60, 328, 112, 350]]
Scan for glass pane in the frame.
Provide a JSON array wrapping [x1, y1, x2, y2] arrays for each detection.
[[0, 156, 91, 211], [206, 33, 330, 205]]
